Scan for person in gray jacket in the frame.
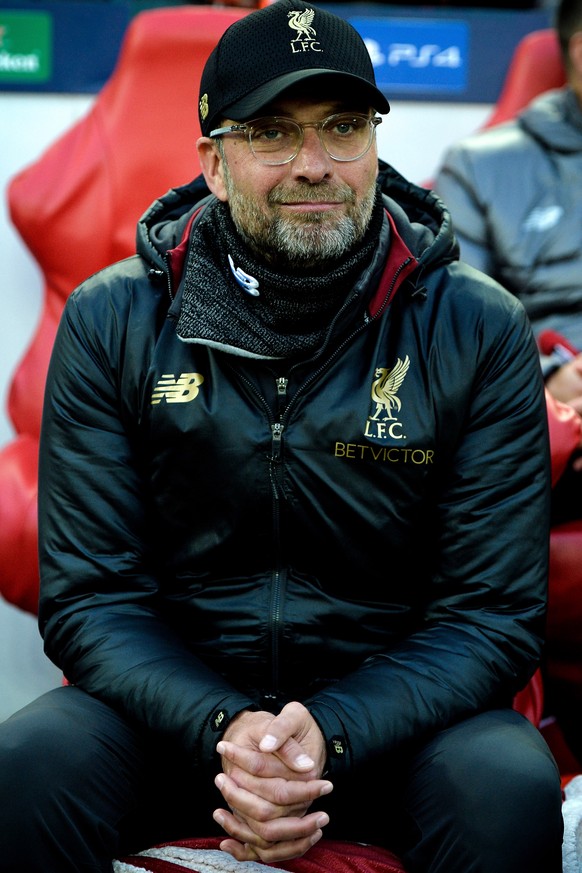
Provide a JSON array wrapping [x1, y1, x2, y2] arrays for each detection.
[[434, 0, 582, 763], [435, 0, 582, 455], [0, 2, 563, 872]]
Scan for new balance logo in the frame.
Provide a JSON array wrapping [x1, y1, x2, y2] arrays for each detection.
[[151, 372, 205, 404], [522, 205, 563, 233]]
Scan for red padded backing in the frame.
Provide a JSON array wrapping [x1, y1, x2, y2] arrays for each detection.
[[0, 433, 40, 614], [422, 29, 566, 189], [481, 29, 566, 130], [118, 837, 407, 873], [513, 667, 544, 727], [7, 6, 248, 440], [2, 6, 248, 612]]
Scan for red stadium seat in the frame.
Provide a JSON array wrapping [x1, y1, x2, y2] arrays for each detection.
[[481, 28, 566, 130]]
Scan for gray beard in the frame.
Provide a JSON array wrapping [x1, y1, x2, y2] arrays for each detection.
[[223, 166, 376, 268]]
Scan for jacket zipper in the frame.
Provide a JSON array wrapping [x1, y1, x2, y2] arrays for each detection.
[[268, 379, 287, 701], [225, 259, 412, 704]]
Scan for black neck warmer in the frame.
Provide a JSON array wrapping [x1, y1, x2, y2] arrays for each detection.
[[176, 192, 385, 359]]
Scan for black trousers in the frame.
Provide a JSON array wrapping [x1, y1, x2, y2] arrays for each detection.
[[0, 685, 563, 873]]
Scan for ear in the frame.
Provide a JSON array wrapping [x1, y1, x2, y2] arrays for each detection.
[[196, 138, 228, 202]]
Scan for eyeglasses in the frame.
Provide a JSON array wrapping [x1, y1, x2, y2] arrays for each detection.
[[209, 112, 382, 166]]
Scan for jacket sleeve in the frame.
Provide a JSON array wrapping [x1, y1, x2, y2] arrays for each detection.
[[433, 142, 496, 277], [37, 276, 255, 772], [306, 271, 552, 777]]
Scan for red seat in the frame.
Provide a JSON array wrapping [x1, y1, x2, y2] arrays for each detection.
[[2, 5, 250, 614], [480, 28, 566, 130], [6, 4, 249, 446], [423, 28, 566, 188]]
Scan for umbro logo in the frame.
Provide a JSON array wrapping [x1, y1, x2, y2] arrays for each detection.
[[151, 372, 205, 405]]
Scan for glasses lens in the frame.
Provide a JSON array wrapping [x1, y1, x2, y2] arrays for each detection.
[[322, 114, 373, 161], [245, 114, 378, 165], [249, 118, 300, 164]]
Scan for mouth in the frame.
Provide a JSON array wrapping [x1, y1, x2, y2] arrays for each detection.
[[271, 185, 351, 211], [278, 200, 345, 213]]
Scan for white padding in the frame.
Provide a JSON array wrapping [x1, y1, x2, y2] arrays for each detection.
[[113, 845, 275, 872], [562, 775, 582, 873]]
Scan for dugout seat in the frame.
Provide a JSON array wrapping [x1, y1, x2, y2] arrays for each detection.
[[480, 27, 566, 130]]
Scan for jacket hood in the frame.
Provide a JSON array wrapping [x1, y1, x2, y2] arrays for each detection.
[[136, 158, 459, 283], [376, 159, 458, 268], [517, 85, 582, 154]]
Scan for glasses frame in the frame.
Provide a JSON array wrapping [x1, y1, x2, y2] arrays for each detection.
[[209, 113, 382, 166]]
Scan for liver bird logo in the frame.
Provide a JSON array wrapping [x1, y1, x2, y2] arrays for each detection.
[[288, 8, 316, 40], [369, 356, 410, 421]]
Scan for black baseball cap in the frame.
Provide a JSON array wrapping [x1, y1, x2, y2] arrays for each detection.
[[198, 0, 390, 137]]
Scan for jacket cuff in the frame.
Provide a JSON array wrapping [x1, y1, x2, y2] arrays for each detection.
[[307, 702, 352, 778], [195, 695, 259, 772]]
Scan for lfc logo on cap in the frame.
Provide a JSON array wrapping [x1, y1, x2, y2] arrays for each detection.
[[199, 93, 209, 122], [288, 8, 322, 53]]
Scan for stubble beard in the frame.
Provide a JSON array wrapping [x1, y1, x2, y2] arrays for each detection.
[[222, 161, 377, 269]]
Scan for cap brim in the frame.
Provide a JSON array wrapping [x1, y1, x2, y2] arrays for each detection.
[[222, 69, 390, 121]]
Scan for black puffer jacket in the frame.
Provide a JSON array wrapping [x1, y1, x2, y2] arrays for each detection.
[[435, 86, 582, 373], [38, 159, 550, 778]]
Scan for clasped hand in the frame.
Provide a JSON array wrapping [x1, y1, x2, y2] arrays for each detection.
[[213, 701, 334, 863]]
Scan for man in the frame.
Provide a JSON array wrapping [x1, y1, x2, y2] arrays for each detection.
[[434, 0, 582, 488], [0, 2, 563, 871]]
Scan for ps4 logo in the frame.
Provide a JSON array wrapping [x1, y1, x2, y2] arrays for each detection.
[[387, 44, 462, 69], [359, 20, 468, 93], [364, 37, 462, 70]]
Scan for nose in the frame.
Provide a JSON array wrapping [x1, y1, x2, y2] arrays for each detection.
[[290, 126, 334, 181]]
